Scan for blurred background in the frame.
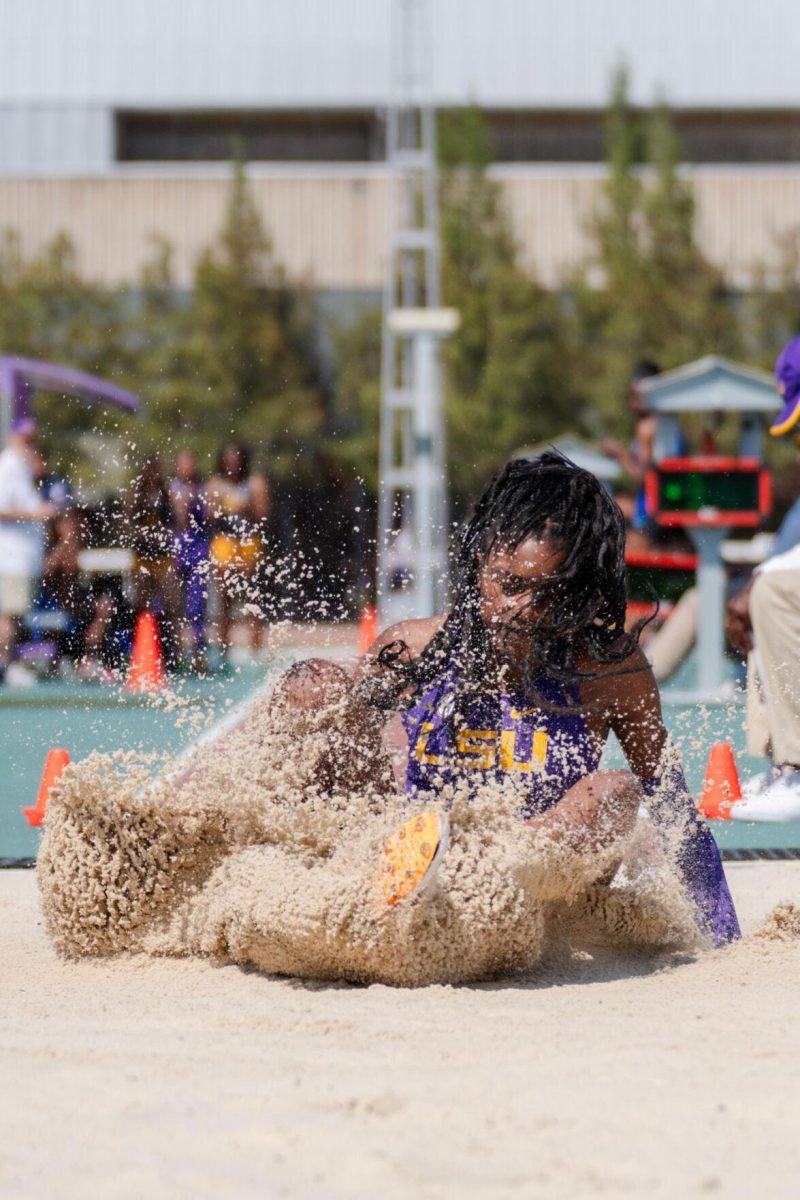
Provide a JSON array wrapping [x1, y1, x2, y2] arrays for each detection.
[[1, 0, 800, 673]]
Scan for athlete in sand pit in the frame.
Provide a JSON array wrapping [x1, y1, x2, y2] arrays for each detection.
[[280, 452, 740, 946]]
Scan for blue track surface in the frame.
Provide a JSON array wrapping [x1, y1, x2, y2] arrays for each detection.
[[3, 657, 799, 861], [1, 666, 267, 860]]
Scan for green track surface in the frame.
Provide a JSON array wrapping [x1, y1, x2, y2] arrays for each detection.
[[3, 656, 799, 861]]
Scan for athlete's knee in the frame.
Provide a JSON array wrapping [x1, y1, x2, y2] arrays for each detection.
[[574, 769, 641, 836], [275, 657, 350, 713], [595, 768, 641, 803]]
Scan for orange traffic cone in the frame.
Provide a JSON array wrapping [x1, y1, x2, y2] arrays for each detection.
[[22, 748, 71, 827], [358, 604, 379, 655], [126, 610, 166, 692], [698, 742, 742, 820]]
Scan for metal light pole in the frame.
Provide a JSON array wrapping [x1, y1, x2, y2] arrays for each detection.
[[376, 0, 458, 626]]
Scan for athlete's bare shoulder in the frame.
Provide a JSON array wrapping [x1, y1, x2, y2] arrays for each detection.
[[578, 645, 658, 711], [364, 614, 446, 666]]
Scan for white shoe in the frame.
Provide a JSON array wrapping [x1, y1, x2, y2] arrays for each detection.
[[733, 765, 800, 822], [5, 661, 37, 688], [743, 763, 799, 799]]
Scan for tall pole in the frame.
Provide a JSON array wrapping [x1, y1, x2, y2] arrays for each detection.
[[376, 0, 453, 626]]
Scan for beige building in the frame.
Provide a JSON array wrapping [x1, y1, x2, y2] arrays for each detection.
[[3, 0, 800, 293], [0, 165, 797, 292]]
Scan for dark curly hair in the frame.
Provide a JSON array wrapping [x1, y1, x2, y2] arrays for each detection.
[[374, 452, 654, 716]]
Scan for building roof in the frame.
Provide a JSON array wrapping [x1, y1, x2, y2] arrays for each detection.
[[1, 0, 800, 110], [516, 435, 621, 482], [641, 357, 779, 414]]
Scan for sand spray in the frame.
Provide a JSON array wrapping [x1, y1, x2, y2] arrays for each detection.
[[36, 668, 727, 986]]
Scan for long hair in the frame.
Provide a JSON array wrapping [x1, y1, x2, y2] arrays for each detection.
[[374, 452, 653, 716]]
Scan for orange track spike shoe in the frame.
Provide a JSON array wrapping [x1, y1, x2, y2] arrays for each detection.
[[376, 810, 449, 908]]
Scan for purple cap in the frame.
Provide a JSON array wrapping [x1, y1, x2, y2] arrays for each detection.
[[772, 336, 800, 435], [11, 416, 37, 437]]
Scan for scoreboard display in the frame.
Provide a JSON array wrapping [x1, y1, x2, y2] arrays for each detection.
[[645, 457, 771, 528]]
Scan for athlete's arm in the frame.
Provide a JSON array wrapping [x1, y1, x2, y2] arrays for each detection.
[[359, 614, 445, 678], [273, 614, 445, 712], [266, 617, 445, 794], [601, 651, 740, 945]]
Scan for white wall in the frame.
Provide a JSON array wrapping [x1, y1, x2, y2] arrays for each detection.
[[1, 0, 800, 170]]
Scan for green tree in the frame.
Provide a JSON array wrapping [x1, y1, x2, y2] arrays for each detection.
[[118, 238, 195, 455], [175, 159, 324, 471], [327, 306, 382, 489], [569, 70, 735, 436], [745, 229, 800, 367], [0, 230, 134, 488], [439, 106, 571, 501]]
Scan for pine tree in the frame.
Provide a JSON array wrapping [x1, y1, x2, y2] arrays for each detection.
[[177, 159, 324, 471], [122, 238, 195, 454], [0, 229, 133, 486], [569, 70, 736, 437], [640, 102, 732, 362], [327, 307, 382, 489], [438, 107, 570, 503], [746, 230, 800, 367]]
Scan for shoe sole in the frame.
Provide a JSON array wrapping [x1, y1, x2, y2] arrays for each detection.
[[376, 811, 449, 907]]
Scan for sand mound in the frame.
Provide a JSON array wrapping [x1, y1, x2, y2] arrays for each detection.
[[755, 901, 800, 943], [37, 687, 703, 987]]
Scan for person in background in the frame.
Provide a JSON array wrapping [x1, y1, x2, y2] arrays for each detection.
[[169, 449, 211, 671], [36, 507, 86, 664], [31, 446, 73, 510], [0, 418, 55, 684], [603, 361, 662, 532], [726, 335, 800, 805], [76, 582, 135, 681], [125, 455, 182, 670], [208, 443, 271, 659], [35, 506, 135, 680]]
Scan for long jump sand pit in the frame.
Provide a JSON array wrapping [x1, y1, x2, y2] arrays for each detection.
[[1, 862, 799, 1199]]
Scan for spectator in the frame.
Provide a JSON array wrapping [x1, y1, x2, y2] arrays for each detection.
[[603, 361, 662, 532], [208, 443, 271, 658], [125, 455, 182, 670], [35, 507, 86, 663], [31, 446, 73, 510], [77, 582, 135, 680], [725, 335, 800, 805], [0, 418, 55, 684], [169, 449, 211, 670]]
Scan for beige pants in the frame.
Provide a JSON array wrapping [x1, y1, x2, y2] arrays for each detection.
[[0, 573, 33, 617], [646, 586, 699, 683], [747, 569, 800, 766]]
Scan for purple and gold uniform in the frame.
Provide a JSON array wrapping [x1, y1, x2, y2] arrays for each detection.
[[404, 670, 600, 816], [402, 668, 740, 945]]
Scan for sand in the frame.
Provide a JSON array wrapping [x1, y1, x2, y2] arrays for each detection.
[[2, 863, 799, 1199], [32, 683, 707, 988]]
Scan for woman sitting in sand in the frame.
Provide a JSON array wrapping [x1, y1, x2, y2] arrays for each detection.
[[279, 452, 739, 946], [39, 453, 738, 985]]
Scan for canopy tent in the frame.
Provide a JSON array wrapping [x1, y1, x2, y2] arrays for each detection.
[[0, 356, 141, 443]]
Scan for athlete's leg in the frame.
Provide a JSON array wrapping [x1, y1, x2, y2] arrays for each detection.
[[527, 769, 641, 856], [274, 655, 351, 711]]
